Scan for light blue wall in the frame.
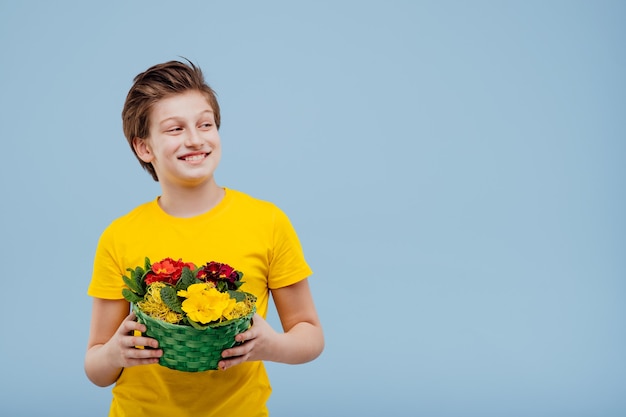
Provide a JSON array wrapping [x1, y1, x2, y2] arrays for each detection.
[[1, 1, 624, 416]]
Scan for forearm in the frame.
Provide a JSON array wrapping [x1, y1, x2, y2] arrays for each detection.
[[263, 279, 325, 365], [85, 343, 123, 387], [267, 321, 324, 364]]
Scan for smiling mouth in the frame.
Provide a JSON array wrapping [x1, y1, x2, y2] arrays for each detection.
[[180, 152, 209, 161]]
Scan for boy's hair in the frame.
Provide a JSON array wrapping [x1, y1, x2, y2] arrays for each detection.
[[122, 59, 221, 181]]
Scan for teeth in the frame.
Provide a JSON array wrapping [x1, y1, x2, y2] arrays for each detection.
[[184, 154, 205, 161]]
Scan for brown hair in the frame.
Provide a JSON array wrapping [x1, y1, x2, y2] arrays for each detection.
[[121, 59, 221, 181]]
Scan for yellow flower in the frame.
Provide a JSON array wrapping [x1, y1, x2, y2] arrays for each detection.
[[178, 283, 236, 324]]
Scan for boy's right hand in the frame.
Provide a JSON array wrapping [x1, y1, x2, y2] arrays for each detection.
[[106, 312, 163, 368]]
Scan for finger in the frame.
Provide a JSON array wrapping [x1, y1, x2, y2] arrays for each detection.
[[222, 336, 255, 360], [221, 345, 243, 360], [129, 335, 160, 349], [124, 350, 163, 367], [235, 327, 255, 343], [127, 357, 162, 367], [121, 317, 147, 334], [217, 354, 246, 371], [130, 346, 163, 358]]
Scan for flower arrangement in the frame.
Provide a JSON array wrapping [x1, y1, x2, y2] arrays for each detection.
[[122, 257, 256, 371]]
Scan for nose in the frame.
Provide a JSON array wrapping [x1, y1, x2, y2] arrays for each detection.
[[185, 128, 203, 147]]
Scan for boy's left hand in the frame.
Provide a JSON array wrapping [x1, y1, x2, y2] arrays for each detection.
[[218, 313, 276, 370]]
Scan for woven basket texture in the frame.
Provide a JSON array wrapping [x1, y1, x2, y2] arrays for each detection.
[[133, 300, 255, 372]]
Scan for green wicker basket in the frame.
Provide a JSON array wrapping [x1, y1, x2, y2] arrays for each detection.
[[133, 296, 256, 372]]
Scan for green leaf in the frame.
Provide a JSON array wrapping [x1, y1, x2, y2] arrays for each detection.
[[216, 281, 228, 293], [134, 266, 145, 279], [176, 267, 197, 291], [186, 318, 209, 330], [144, 257, 151, 272], [122, 288, 143, 303], [134, 266, 148, 292], [227, 290, 246, 302], [160, 286, 183, 313], [122, 274, 143, 295]]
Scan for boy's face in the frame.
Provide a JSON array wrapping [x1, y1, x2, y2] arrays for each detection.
[[133, 90, 221, 188]]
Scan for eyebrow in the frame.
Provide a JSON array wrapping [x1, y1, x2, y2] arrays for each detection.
[[158, 110, 215, 126]]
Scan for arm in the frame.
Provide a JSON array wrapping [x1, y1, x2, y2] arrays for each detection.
[[84, 298, 163, 387], [219, 278, 324, 370]]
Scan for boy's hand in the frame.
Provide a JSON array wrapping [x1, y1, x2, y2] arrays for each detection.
[[218, 314, 277, 370], [106, 312, 163, 368]]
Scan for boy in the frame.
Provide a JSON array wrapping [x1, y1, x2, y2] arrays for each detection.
[[85, 60, 324, 416]]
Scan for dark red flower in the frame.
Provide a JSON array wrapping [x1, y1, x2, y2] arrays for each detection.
[[197, 261, 242, 291]]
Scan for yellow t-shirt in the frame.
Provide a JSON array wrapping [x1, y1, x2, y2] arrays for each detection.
[[87, 188, 312, 417]]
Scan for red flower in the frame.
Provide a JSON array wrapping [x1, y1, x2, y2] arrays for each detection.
[[144, 258, 196, 285], [197, 261, 242, 290]]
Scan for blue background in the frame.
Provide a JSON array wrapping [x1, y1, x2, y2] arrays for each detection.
[[1, 1, 624, 416]]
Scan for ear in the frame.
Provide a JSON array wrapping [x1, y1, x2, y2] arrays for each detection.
[[132, 137, 154, 163]]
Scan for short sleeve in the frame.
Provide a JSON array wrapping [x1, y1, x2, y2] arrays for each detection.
[[267, 207, 313, 289], [87, 224, 127, 300]]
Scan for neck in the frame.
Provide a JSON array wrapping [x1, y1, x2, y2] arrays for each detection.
[[158, 180, 225, 218]]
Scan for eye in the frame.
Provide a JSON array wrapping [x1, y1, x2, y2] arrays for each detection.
[[166, 126, 183, 133], [199, 122, 213, 129]]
